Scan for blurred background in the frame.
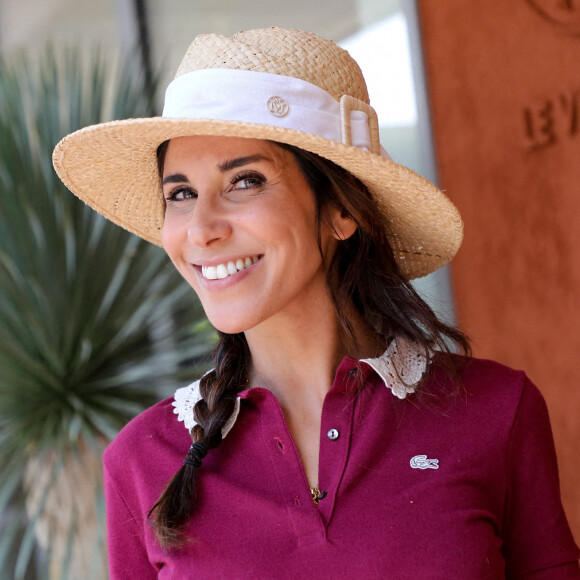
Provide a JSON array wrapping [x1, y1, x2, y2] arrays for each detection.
[[0, 0, 578, 577]]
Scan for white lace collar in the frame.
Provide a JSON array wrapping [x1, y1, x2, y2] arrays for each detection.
[[360, 335, 431, 400], [172, 336, 431, 436]]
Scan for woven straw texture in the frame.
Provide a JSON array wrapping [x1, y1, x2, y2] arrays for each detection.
[[52, 26, 463, 279], [176, 28, 370, 104]]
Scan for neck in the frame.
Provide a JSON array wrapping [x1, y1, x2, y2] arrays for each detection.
[[244, 297, 379, 412]]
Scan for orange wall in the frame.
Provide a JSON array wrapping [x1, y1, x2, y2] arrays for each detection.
[[418, 0, 580, 541]]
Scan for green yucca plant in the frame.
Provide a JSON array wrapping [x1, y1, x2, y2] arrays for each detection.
[[0, 49, 215, 579]]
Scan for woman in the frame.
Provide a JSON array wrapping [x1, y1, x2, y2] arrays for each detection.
[[53, 27, 579, 579]]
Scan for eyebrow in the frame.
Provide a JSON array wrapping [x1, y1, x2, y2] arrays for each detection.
[[217, 154, 272, 173], [162, 173, 189, 185], [162, 154, 272, 186]]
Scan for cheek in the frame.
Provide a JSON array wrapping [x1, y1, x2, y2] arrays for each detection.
[[161, 223, 172, 253], [161, 220, 194, 287], [161, 214, 182, 258]]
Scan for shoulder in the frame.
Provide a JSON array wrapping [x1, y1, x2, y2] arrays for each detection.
[[103, 397, 177, 469], [425, 354, 546, 437], [103, 381, 200, 477], [433, 353, 530, 399], [457, 355, 545, 414], [458, 355, 526, 383]]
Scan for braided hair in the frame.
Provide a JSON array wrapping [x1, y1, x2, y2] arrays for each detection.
[[148, 332, 248, 547]]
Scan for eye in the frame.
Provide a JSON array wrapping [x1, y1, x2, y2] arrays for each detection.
[[231, 171, 265, 190], [165, 186, 197, 202]]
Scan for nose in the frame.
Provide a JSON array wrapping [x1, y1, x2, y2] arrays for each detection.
[[187, 196, 233, 247]]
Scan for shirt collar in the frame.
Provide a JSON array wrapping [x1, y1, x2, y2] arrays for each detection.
[[172, 336, 431, 438]]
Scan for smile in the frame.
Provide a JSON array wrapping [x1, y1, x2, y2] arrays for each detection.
[[201, 256, 260, 280]]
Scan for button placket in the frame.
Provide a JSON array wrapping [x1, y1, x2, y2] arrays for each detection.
[[317, 366, 357, 526]]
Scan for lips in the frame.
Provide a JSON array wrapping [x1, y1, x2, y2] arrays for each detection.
[[201, 255, 260, 280]]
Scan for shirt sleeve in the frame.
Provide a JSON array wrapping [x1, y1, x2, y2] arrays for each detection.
[[103, 463, 158, 580], [502, 376, 580, 578]]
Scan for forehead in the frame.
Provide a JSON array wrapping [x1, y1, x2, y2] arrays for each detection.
[[163, 135, 291, 169]]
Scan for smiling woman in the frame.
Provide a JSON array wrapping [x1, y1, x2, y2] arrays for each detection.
[[52, 27, 579, 579]]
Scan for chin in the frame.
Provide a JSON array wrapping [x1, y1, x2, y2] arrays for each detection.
[[205, 312, 256, 336], [201, 297, 274, 336]]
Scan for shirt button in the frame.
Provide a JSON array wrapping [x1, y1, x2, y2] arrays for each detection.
[[327, 429, 340, 440], [348, 368, 358, 378]]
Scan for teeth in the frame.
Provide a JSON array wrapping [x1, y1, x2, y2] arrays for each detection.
[[204, 266, 218, 280], [201, 256, 260, 280]]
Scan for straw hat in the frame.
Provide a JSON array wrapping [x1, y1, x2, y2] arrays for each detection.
[[52, 26, 462, 279]]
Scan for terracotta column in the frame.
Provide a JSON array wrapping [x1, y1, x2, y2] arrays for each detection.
[[417, 0, 580, 541]]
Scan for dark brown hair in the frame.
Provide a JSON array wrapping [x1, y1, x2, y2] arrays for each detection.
[[149, 140, 470, 547]]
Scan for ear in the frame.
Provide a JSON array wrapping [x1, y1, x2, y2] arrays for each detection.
[[328, 208, 358, 241]]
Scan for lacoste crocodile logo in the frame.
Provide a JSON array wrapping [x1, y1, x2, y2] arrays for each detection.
[[410, 454, 439, 470]]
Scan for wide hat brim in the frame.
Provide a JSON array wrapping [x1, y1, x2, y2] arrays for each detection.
[[52, 116, 462, 280]]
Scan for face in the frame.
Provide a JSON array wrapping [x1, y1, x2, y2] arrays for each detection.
[[161, 136, 355, 334]]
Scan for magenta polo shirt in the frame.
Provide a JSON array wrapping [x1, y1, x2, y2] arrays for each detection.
[[103, 355, 580, 579]]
